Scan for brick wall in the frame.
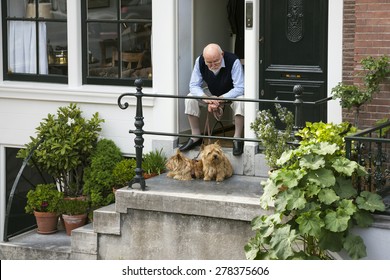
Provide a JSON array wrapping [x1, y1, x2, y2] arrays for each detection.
[[342, 0, 390, 128]]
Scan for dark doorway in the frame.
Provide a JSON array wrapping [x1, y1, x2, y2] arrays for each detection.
[[259, 0, 328, 125]]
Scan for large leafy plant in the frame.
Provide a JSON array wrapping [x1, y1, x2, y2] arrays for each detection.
[[245, 142, 385, 260], [250, 103, 295, 170], [17, 103, 104, 197]]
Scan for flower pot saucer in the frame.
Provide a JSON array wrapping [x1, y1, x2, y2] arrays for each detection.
[[37, 229, 58, 234]]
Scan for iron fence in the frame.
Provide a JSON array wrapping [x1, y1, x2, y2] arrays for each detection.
[[117, 79, 331, 190], [345, 121, 390, 213]]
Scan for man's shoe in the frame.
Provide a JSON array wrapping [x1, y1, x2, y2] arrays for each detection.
[[179, 138, 202, 151], [232, 140, 244, 156]]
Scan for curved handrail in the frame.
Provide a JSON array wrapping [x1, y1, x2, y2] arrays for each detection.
[[3, 138, 47, 241]]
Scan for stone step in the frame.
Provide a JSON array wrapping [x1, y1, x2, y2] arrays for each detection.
[[0, 229, 71, 260]]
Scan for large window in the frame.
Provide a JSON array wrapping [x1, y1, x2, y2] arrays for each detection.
[[2, 0, 68, 83], [82, 0, 152, 86]]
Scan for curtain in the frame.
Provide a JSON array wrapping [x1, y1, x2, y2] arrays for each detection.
[[8, 21, 48, 74]]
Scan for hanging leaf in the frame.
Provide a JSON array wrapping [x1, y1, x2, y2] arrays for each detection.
[[343, 234, 367, 260], [356, 191, 386, 212]]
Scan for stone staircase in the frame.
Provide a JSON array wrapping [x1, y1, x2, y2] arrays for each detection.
[[72, 173, 268, 260], [0, 145, 270, 260]]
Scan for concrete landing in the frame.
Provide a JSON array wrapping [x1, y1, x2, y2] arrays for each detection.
[[116, 173, 267, 222]]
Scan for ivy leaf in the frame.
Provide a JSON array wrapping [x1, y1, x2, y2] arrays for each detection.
[[272, 169, 305, 189], [324, 210, 351, 232], [356, 191, 386, 212], [270, 225, 299, 259], [305, 182, 321, 198], [277, 149, 295, 166], [332, 157, 366, 177], [343, 234, 367, 260], [333, 177, 357, 199], [338, 199, 357, 216], [260, 179, 278, 209], [245, 235, 262, 260], [296, 210, 324, 237], [285, 189, 306, 211], [306, 168, 335, 188], [353, 210, 374, 228], [311, 142, 339, 155], [299, 154, 325, 170], [318, 230, 344, 252], [274, 191, 289, 212], [318, 188, 340, 205]]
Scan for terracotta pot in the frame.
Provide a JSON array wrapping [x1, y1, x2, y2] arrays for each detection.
[[62, 213, 87, 236], [34, 211, 59, 234], [143, 173, 158, 179]]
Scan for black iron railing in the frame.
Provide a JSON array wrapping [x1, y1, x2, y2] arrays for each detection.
[[117, 79, 331, 190], [345, 121, 390, 213]]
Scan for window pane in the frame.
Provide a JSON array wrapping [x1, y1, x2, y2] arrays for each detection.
[[4, 0, 68, 82], [7, 21, 48, 75], [88, 0, 118, 20], [88, 23, 119, 78], [51, 0, 68, 20], [84, 0, 152, 85], [120, 0, 152, 20], [47, 22, 68, 76]]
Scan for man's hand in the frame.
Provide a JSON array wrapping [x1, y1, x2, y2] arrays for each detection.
[[203, 96, 222, 112]]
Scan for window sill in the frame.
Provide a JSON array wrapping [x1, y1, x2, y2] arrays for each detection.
[[0, 81, 155, 107]]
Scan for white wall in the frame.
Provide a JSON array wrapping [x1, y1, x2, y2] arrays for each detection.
[[327, 0, 343, 124], [177, 0, 194, 133]]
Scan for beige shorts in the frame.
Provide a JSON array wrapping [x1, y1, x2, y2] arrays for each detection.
[[184, 92, 245, 118]]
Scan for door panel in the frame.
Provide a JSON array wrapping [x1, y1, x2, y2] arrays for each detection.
[[259, 0, 328, 125]]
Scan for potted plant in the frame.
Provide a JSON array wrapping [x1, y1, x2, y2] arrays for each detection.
[[25, 183, 64, 234], [112, 158, 137, 192], [250, 103, 295, 170], [17, 103, 104, 198], [59, 199, 89, 236], [245, 139, 386, 260], [142, 148, 167, 178], [331, 55, 390, 128], [82, 139, 123, 210]]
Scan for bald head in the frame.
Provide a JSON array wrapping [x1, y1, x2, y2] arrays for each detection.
[[203, 43, 223, 57], [203, 43, 224, 71]]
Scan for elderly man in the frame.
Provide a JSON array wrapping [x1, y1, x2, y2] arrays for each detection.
[[179, 43, 245, 156]]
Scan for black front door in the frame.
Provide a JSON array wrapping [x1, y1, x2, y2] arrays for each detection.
[[259, 0, 328, 126]]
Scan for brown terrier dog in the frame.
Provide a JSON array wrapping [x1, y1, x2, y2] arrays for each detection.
[[200, 142, 233, 182], [166, 150, 203, 180]]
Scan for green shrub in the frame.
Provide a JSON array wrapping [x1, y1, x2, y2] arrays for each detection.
[[83, 139, 123, 208], [113, 158, 136, 188]]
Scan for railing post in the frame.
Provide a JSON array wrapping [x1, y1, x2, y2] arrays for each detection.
[[130, 79, 146, 191], [293, 84, 304, 143]]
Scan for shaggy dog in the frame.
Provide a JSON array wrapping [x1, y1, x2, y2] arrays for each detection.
[[200, 142, 233, 182], [166, 150, 203, 180]]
